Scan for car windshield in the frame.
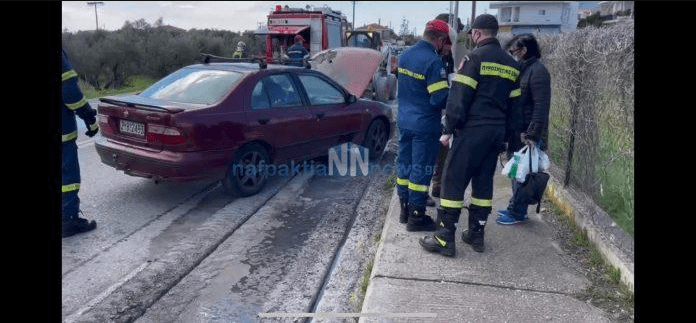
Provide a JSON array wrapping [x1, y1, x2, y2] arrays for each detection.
[[139, 67, 243, 105]]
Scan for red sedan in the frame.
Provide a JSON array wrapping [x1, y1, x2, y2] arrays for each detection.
[[94, 53, 392, 197]]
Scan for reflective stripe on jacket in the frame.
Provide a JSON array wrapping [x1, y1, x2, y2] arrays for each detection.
[[62, 49, 98, 142], [444, 38, 521, 134], [397, 40, 449, 134]]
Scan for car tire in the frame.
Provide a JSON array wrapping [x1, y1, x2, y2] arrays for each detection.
[[387, 74, 397, 100], [223, 143, 270, 197], [363, 119, 388, 160]]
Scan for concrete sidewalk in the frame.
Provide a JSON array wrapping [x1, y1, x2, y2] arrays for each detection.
[[359, 165, 613, 322]]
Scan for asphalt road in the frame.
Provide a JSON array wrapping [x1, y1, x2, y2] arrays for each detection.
[[62, 99, 397, 322]]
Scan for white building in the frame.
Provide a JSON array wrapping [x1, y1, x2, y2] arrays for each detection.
[[489, 1, 580, 35]]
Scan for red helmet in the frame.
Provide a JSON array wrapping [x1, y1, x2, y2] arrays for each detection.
[[425, 19, 450, 35], [294, 35, 305, 43]]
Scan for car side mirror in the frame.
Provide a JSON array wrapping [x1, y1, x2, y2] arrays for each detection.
[[347, 94, 357, 104]]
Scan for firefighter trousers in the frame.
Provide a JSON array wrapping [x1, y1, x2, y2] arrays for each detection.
[[439, 125, 505, 212], [396, 128, 440, 207], [62, 140, 81, 221]]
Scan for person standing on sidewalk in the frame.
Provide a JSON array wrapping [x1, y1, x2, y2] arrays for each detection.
[[497, 33, 551, 225], [419, 14, 522, 257], [395, 20, 451, 231], [61, 48, 99, 238]]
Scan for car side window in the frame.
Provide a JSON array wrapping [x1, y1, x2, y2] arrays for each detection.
[[250, 74, 303, 110], [298, 75, 345, 105], [250, 81, 270, 110]]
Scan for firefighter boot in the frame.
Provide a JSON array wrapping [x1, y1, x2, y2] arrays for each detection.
[[419, 208, 459, 257], [406, 204, 436, 231], [461, 205, 489, 253], [399, 196, 409, 224], [62, 212, 97, 238]]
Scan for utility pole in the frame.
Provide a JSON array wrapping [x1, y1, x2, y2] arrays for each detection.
[[352, 1, 356, 31], [87, 2, 104, 31], [471, 1, 476, 26]]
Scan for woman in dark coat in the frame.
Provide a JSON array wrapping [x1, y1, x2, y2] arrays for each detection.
[[497, 33, 551, 225]]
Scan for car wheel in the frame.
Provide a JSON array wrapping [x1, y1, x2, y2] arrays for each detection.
[[223, 143, 270, 197], [387, 74, 397, 100], [363, 119, 388, 160]]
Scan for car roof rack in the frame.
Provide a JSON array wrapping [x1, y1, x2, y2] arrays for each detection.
[[199, 53, 267, 69]]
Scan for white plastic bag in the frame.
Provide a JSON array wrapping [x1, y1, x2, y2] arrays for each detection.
[[502, 145, 531, 183], [538, 148, 550, 171]]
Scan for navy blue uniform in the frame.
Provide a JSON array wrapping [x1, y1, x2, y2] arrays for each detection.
[[286, 43, 309, 67], [61, 49, 98, 221], [395, 40, 449, 207]]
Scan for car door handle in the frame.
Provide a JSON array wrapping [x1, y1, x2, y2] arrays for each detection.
[[315, 113, 325, 119], [258, 118, 270, 125]]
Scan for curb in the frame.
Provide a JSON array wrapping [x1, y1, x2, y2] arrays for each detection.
[[544, 167, 634, 292]]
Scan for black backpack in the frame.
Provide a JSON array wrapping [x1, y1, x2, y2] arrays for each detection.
[[516, 145, 550, 213]]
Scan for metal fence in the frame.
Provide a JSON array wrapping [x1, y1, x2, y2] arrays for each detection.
[[537, 22, 634, 234]]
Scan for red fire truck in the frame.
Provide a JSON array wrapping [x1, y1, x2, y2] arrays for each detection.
[[264, 4, 349, 63]]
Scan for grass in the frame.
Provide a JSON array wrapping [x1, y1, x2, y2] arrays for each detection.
[[547, 197, 634, 309], [80, 75, 156, 100]]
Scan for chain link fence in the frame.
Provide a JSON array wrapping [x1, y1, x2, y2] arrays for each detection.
[[537, 22, 634, 237]]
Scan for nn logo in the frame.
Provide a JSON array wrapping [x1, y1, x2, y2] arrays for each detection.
[[328, 143, 369, 177]]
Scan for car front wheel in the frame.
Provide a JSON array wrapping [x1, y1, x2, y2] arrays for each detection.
[[223, 143, 270, 197], [363, 119, 388, 160]]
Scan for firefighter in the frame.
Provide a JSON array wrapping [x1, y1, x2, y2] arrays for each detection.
[[286, 35, 309, 67], [395, 20, 451, 231], [419, 14, 522, 257], [232, 41, 246, 58], [61, 49, 99, 238]]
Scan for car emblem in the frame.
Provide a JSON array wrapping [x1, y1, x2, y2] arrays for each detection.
[[124, 110, 129, 118]]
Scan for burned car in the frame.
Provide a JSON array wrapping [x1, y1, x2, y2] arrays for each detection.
[[94, 49, 392, 197]]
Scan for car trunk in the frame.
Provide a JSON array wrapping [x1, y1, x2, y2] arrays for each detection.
[[97, 95, 195, 152]]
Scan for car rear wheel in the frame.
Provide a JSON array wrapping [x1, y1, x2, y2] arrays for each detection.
[[223, 143, 270, 197], [363, 119, 388, 160]]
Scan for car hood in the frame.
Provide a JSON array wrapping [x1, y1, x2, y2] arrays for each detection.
[[310, 47, 384, 97]]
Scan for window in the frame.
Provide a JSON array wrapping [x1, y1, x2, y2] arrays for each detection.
[[249, 74, 303, 110], [140, 67, 242, 106], [298, 75, 345, 105]]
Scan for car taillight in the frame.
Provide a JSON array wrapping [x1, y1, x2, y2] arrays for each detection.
[[147, 124, 186, 145], [97, 114, 115, 134]]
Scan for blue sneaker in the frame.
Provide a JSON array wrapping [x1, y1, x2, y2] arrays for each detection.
[[496, 209, 510, 217], [496, 213, 527, 225]]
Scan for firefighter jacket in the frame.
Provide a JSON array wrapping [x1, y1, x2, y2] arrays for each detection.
[[508, 56, 551, 153], [62, 49, 98, 143], [443, 37, 521, 135], [286, 43, 309, 67], [397, 40, 449, 134]]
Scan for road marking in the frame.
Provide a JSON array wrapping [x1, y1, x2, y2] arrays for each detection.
[[63, 261, 150, 323]]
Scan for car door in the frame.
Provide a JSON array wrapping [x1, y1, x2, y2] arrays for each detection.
[[297, 73, 363, 152], [245, 73, 316, 162]]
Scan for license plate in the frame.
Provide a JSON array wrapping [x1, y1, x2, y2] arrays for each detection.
[[119, 119, 145, 137]]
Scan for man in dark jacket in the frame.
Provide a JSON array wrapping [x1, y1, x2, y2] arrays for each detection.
[[419, 14, 522, 257], [497, 33, 551, 225], [286, 35, 309, 67]]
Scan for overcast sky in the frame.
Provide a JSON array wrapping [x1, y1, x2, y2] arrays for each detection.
[[62, 1, 497, 35]]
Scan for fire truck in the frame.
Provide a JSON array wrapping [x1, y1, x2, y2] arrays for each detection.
[[261, 4, 397, 102], [263, 5, 349, 63]]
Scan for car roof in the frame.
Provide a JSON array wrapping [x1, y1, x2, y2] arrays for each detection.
[[187, 62, 306, 74]]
